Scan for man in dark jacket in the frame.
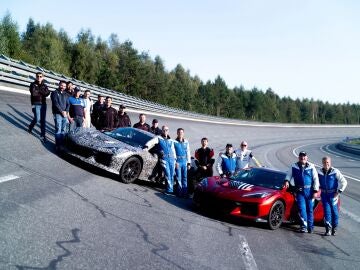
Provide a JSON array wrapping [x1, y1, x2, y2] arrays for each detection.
[[98, 96, 118, 131], [133, 113, 150, 132], [28, 72, 51, 141], [51, 80, 70, 149], [91, 94, 105, 129], [150, 119, 162, 135], [117, 104, 131, 127]]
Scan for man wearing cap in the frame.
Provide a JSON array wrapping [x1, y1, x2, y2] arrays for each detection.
[[68, 87, 86, 131], [285, 151, 319, 233], [117, 104, 131, 127], [235, 141, 261, 171], [150, 119, 162, 135], [216, 144, 237, 178], [318, 156, 347, 236]]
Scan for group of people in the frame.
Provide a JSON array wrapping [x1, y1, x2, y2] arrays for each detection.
[[28, 72, 348, 235], [285, 152, 347, 236]]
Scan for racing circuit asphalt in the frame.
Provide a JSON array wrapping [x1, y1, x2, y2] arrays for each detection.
[[0, 89, 359, 270]]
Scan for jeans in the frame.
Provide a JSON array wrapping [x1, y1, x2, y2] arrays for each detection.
[[29, 104, 47, 137], [53, 114, 69, 146], [69, 116, 84, 132]]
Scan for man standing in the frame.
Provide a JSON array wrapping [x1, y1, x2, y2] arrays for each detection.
[[284, 151, 319, 233], [68, 87, 86, 131], [117, 104, 131, 127], [65, 81, 74, 97], [133, 113, 150, 132], [194, 137, 215, 178], [318, 156, 347, 236], [174, 128, 191, 197], [150, 119, 162, 135], [235, 141, 261, 171], [216, 144, 237, 178], [158, 126, 176, 195], [91, 94, 105, 129], [98, 96, 118, 131], [28, 72, 50, 142], [51, 80, 70, 150]]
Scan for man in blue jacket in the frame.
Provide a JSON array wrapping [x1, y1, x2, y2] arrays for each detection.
[[216, 144, 237, 178], [174, 128, 191, 197], [285, 151, 319, 233], [318, 156, 347, 236], [51, 80, 70, 150]]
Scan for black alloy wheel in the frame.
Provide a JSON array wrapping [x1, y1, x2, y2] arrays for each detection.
[[119, 157, 142, 184], [268, 200, 285, 230]]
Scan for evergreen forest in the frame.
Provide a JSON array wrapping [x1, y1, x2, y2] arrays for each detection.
[[1, 13, 359, 124]]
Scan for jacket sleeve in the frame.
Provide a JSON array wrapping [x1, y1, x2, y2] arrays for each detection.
[[311, 164, 320, 191], [335, 168, 347, 192], [285, 165, 294, 186], [51, 91, 63, 113], [186, 140, 191, 164], [40, 84, 51, 97], [216, 156, 223, 175]]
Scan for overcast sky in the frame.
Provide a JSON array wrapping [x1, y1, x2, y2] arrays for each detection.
[[1, 0, 359, 104]]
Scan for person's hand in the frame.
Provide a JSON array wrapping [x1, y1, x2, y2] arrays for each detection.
[[175, 162, 179, 169], [187, 163, 191, 170], [62, 111, 67, 118], [284, 181, 289, 189], [202, 166, 207, 170]]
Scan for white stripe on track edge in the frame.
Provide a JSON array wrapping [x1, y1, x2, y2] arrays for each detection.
[[238, 234, 258, 270], [0, 174, 20, 183]]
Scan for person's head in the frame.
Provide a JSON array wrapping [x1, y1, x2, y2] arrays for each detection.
[[152, 119, 158, 127], [177, 128, 184, 139], [162, 125, 169, 136], [201, 137, 208, 148], [98, 94, 105, 104], [139, 113, 146, 123], [83, 90, 91, 99], [66, 81, 73, 90], [105, 96, 112, 107], [119, 104, 126, 114], [240, 141, 248, 149], [298, 151, 308, 165], [225, 143, 233, 154], [35, 72, 44, 83], [322, 156, 331, 171], [74, 87, 81, 98], [58, 80, 67, 91]]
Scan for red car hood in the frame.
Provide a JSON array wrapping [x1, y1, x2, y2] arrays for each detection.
[[199, 176, 280, 201]]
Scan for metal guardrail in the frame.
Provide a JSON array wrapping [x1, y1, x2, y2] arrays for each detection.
[[0, 54, 236, 123]]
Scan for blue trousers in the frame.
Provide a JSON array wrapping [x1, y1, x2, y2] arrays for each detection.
[[161, 158, 175, 193], [53, 114, 68, 146], [29, 104, 47, 137], [296, 189, 314, 230], [175, 160, 188, 195], [321, 193, 339, 229]]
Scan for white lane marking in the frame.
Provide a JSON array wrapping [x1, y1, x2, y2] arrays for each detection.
[[293, 144, 360, 183], [238, 234, 258, 270], [0, 174, 19, 183], [341, 208, 360, 224]]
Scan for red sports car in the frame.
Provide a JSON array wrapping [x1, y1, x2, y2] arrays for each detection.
[[193, 167, 329, 230]]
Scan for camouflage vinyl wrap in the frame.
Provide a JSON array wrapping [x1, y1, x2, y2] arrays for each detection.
[[64, 128, 158, 181]]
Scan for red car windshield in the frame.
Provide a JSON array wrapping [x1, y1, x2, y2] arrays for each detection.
[[230, 168, 286, 190]]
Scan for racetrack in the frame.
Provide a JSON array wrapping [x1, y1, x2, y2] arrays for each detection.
[[0, 89, 359, 270]]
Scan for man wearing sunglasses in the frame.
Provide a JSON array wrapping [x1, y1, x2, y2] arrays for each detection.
[[28, 72, 51, 142], [234, 141, 261, 171]]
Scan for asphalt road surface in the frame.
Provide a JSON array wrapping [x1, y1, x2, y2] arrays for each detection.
[[0, 89, 359, 270]]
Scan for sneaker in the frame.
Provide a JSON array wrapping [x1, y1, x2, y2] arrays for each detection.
[[299, 228, 307, 233], [324, 230, 331, 236], [163, 191, 174, 196], [332, 228, 337, 236]]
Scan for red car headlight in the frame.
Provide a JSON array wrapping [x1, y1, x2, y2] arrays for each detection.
[[242, 192, 272, 198]]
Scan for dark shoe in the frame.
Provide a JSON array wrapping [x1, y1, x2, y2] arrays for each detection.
[[163, 191, 174, 196], [299, 228, 307, 233], [40, 136, 47, 143], [332, 228, 337, 236], [324, 227, 331, 236], [308, 228, 314, 234], [27, 126, 32, 134]]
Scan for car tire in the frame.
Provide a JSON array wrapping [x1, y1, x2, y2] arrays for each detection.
[[268, 200, 284, 230], [119, 157, 142, 184]]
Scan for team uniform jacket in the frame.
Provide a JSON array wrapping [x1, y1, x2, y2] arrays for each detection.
[[174, 138, 191, 164], [318, 167, 347, 194], [216, 152, 237, 176], [194, 147, 215, 168], [285, 162, 319, 191]]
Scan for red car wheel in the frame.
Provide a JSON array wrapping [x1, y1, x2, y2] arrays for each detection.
[[268, 200, 285, 230]]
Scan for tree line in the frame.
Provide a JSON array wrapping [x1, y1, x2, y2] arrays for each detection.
[[1, 13, 359, 124]]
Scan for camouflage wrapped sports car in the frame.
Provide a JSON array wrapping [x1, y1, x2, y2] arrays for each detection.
[[64, 127, 158, 183]]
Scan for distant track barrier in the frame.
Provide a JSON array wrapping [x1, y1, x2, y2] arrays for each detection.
[[336, 139, 360, 156]]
